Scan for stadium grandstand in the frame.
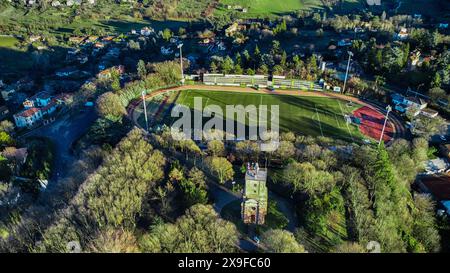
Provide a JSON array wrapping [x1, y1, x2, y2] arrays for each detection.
[[202, 74, 323, 91], [203, 74, 269, 87], [272, 76, 323, 91]]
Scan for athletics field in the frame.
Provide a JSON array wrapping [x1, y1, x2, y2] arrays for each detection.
[[135, 89, 387, 143]]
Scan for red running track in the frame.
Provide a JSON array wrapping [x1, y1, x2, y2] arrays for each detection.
[[353, 106, 394, 142]]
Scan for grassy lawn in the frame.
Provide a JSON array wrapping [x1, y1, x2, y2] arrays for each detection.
[[216, 0, 322, 18], [221, 199, 288, 235], [0, 36, 19, 48], [153, 90, 365, 143]]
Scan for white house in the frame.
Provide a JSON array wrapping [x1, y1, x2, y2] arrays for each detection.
[[404, 96, 428, 110], [396, 27, 409, 40], [140, 27, 154, 36], [13, 92, 66, 128], [14, 107, 42, 128]]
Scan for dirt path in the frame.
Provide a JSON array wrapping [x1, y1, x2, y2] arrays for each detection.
[[127, 84, 406, 143]]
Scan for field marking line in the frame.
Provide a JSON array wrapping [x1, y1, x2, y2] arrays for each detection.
[[338, 100, 354, 142], [169, 90, 187, 127], [314, 104, 324, 137], [334, 113, 342, 128]]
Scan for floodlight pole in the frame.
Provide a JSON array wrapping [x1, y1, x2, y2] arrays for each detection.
[[178, 43, 185, 85], [142, 90, 149, 132], [378, 105, 392, 146], [343, 51, 353, 94]]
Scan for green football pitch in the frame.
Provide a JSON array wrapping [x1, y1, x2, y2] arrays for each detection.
[[154, 90, 366, 143]]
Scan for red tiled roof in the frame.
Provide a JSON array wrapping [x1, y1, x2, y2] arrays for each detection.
[[419, 175, 450, 201], [41, 101, 57, 112], [17, 107, 40, 118]]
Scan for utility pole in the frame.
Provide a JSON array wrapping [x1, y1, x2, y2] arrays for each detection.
[[343, 51, 353, 94], [379, 105, 392, 146], [177, 43, 184, 84], [142, 90, 149, 132]]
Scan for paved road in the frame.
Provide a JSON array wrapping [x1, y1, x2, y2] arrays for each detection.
[[20, 108, 97, 188]]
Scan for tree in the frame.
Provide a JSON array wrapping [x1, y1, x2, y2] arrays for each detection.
[[283, 161, 335, 195], [0, 155, 12, 182], [0, 120, 14, 133], [235, 140, 259, 162], [137, 60, 147, 79], [221, 56, 234, 74], [180, 179, 208, 207], [210, 61, 218, 73], [88, 228, 139, 253], [207, 140, 225, 157], [411, 194, 440, 252], [36, 129, 166, 252], [169, 167, 184, 183], [205, 157, 234, 184], [110, 69, 121, 91], [187, 167, 206, 189], [162, 28, 173, 42], [234, 64, 243, 75], [274, 141, 295, 163], [428, 87, 446, 103], [139, 204, 238, 253], [96, 92, 126, 121], [0, 131, 13, 147], [331, 241, 367, 253], [374, 75, 385, 93], [261, 229, 306, 253]]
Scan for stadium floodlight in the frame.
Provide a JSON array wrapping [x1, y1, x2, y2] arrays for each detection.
[[378, 105, 392, 146], [142, 90, 149, 132], [342, 51, 353, 94], [177, 43, 185, 84]]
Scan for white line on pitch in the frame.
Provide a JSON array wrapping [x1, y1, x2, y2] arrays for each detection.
[[315, 104, 324, 137], [334, 113, 341, 128], [338, 100, 354, 142]]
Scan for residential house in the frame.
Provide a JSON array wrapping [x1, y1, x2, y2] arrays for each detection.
[[140, 27, 154, 36], [225, 23, 239, 37], [391, 93, 428, 115], [423, 158, 449, 175], [338, 38, 353, 47], [241, 163, 268, 225], [13, 92, 68, 128], [404, 96, 428, 110], [0, 105, 9, 120], [14, 107, 43, 128], [420, 108, 439, 118], [97, 65, 125, 79], [1, 85, 16, 101], [69, 36, 86, 44], [408, 50, 421, 71], [417, 175, 450, 216], [29, 35, 42, 43], [396, 27, 409, 40]]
